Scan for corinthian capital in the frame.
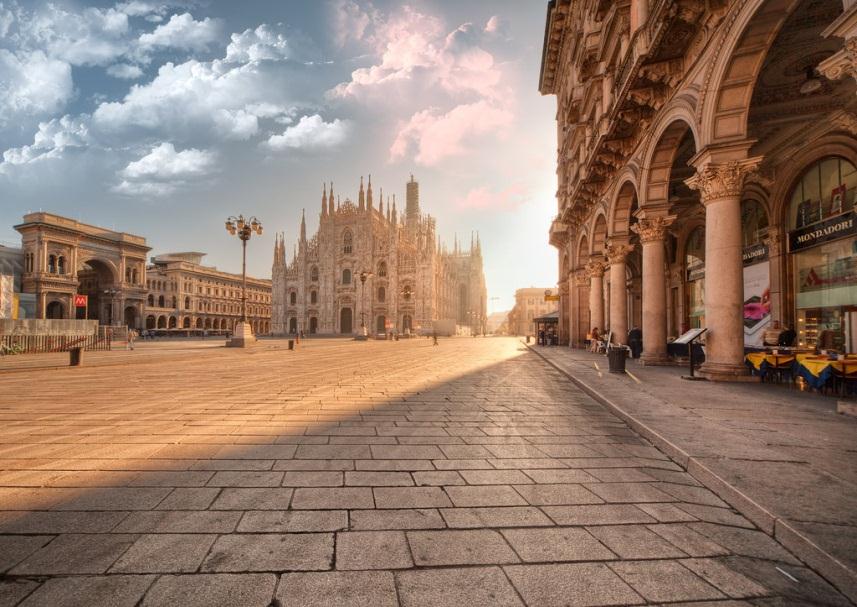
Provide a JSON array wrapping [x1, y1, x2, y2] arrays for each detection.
[[605, 242, 634, 265], [574, 270, 590, 287], [585, 259, 607, 278], [818, 38, 857, 82], [631, 215, 675, 243], [685, 157, 763, 203]]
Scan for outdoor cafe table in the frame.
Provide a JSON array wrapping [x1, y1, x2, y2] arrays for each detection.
[[745, 352, 796, 380], [793, 354, 857, 390]]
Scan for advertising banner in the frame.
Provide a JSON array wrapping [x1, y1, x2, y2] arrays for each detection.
[[743, 246, 771, 347]]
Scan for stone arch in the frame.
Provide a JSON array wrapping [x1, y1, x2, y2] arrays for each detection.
[[309, 317, 318, 334], [699, 0, 809, 147], [590, 214, 608, 256], [157, 315, 167, 329], [196, 318, 203, 329], [340, 307, 353, 334], [168, 316, 177, 329], [376, 315, 386, 334], [183, 317, 191, 329], [46, 300, 65, 319], [146, 315, 156, 329], [575, 233, 590, 268], [641, 116, 699, 210], [609, 179, 639, 237]]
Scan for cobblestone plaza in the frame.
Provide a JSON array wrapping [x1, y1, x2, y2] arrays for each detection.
[[0, 338, 852, 606]]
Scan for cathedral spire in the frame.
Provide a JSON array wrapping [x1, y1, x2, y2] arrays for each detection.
[[391, 194, 397, 225], [321, 183, 327, 217], [386, 196, 391, 222], [378, 187, 383, 216], [358, 175, 365, 211], [300, 209, 306, 242], [367, 174, 373, 211], [329, 182, 335, 215], [476, 231, 482, 256]]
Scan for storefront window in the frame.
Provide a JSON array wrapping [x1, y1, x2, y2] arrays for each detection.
[[742, 200, 768, 247], [788, 157, 857, 352], [685, 227, 705, 329]]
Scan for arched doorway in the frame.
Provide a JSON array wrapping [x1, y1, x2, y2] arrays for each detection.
[[146, 315, 156, 329], [340, 307, 353, 334], [168, 316, 177, 329], [75, 258, 116, 323], [196, 318, 203, 329], [46, 300, 65, 319], [402, 314, 412, 332], [289, 317, 297, 333], [376, 315, 386, 334], [309, 317, 318, 334], [157, 316, 166, 329], [123, 306, 137, 329], [183, 317, 191, 329]]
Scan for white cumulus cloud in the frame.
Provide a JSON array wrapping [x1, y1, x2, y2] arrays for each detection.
[[265, 114, 349, 151], [106, 62, 144, 79], [225, 24, 290, 63], [114, 141, 216, 196], [0, 50, 73, 126], [1, 115, 91, 169], [137, 12, 222, 53]]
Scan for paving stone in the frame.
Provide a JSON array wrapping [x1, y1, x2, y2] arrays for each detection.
[[238, 509, 347, 532], [610, 560, 725, 603], [444, 485, 527, 507], [18, 575, 155, 607], [141, 573, 276, 607], [440, 505, 554, 529], [407, 529, 518, 565], [413, 470, 464, 485], [505, 562, 643, 607], [490, 458, 568, 469], [274, 459, 354, 471], [432, 459, 492, 470], [277, 571, 398, 607], [110, 533, 216, 573], [514, 483, 603, 506], [282, 471, 344, 487], [207, 471, 284, 487], [0, 534, 53, 572], [156, 488, 219, 510], [677, 503, 755, 528], [439, 445, 493, 458], [344, 471, 414, 486], [0, 580, 39, 607], [355, 459, 435, 471], [115, 510, 240, 533], [336, 531, 413, 569], [502, 527, 616, 562], [460, 469, 532, 484], [542, 503, 657, 525], [349, 508, 445, 530], [201, 533, 333, 572], [370, 445, 445, 459], [397, 566, 524, 607], [637, 502, 698, 522], [11, 533, 138, 574], [295, 445, 371, 459], [650, 523, 731, 557], [523, 468, 600, 484], [373, 486, 452, 508], [686, 524, 800, 565], [291, 487, 374, 509], [587, 524, 688, 559], [585, 482, 675, 503], [681, 558, 770, 599], [210, 488, 293, 510]]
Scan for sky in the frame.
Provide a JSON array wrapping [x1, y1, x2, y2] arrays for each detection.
[[0, 0, 558, 312]]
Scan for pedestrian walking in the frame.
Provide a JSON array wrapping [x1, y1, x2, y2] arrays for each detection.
[[127, 329, 136, 351], [432, 330, 438, 346]]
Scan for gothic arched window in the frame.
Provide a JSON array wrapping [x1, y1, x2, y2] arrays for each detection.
[[311, 290, 317, 304], [290, 291, 297, 305], [378, 286, 386, 302], [158, 295, 165, 307], [342, 269, 352, 285], [311, 266, 319, 282], [378, 261, 387, 277], [343, 230, 353, 254]]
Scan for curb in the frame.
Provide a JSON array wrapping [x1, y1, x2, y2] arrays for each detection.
[[525, 342, 857, 606]]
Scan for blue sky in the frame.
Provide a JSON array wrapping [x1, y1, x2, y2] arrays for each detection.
[[0, 0, 558, 311]]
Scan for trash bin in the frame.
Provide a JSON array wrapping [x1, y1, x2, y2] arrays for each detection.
[[69, 347, 83, 367], [607, 347, 627, 373], [287, 339, 295, 350], [526, 335, 531, 344]]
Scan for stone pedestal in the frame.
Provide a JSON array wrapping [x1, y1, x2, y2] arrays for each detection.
[[227, 322, 256, 348], [686, 158, 761, 381], [633, 214, 673, 365]]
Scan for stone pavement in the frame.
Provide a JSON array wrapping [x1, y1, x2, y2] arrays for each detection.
[[530, 343, 857, 605], [0, 337, 852, 606]]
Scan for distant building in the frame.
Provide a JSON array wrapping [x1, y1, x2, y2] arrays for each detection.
[[486, 310, 510, 334], [272, 175, 487, 336], [508, 288, 558, 337], [144, 252, 272, 334]]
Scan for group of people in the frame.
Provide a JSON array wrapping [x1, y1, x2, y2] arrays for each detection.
[[586, 326, 644, 357], [762, 321, 797, 348]]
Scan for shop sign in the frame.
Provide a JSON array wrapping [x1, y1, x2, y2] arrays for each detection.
[[789, 211, 857, 253], [742, 243, 768, 267], [74, 294, 88, 307]]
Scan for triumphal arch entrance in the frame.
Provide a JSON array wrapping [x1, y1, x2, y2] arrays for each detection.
[[14, 213, 151, 328]]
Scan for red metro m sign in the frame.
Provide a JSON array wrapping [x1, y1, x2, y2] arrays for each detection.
[[74, 294, 88, 308]]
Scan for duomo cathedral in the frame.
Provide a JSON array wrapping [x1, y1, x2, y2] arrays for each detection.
[[271, 175, 487, 336]]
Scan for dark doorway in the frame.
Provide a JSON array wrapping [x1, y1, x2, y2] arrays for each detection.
[[46, 300, 65, 319], [340, 307, 353, 334], [310, 317, 318, 334]]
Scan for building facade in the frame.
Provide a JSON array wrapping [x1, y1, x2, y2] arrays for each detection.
[[144, 253, 272, 335], [272, 175, 487, 336], [540, 0, 857, 380], [508, 288, 559, 336]]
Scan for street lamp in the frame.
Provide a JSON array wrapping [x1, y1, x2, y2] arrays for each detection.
[[358, 270, 373, 337], [225, 214, 263, 347]]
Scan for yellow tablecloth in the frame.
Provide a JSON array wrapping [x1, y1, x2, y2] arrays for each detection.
[[745, 352, 795, 371]]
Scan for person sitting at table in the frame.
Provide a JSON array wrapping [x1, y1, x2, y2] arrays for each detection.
[[818, 329, 837, 352], [589, 327, 601, 352], [763, 320, 784, 347], [779, 324, 796, 347]]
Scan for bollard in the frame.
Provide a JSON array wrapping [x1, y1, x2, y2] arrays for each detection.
[[69, 347, 83, 367], [288, 339, 295, 350]]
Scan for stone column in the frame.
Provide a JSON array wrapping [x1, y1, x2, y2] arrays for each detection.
[[573, 270, 590, 346], [606, 241, 634, 345], [586, 259, 606, 333], [632, 214, 674, 364], [567, 272, 577, 347], [686, 159, 761, 381]]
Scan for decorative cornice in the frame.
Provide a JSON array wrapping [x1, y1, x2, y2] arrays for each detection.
[[684, 157, 762, 203], [818, 37, 857, 82], [631, 214, 675, 243]]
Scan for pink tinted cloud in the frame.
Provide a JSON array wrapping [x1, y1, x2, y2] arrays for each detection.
[[389, 100, 512, 166], [459, 182, 531, 212]]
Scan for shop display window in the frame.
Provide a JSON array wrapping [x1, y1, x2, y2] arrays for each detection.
[[685, 226, 705, 328], [789, 157, 857, 230]]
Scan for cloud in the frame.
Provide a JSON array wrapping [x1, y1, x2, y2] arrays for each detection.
[[265, 114, 349, 151], [113, 141, 216, 196], [225, 24, 290, 63], [1, 115, 91, 169], [0, 50, 73, 126], [459, 183, 530, 211], [137, 13, 222, 53], [484, 15, 510, 38], [330, 0, 375, 49], [106, 62, 144, 79], [389, 100, 512, 166]]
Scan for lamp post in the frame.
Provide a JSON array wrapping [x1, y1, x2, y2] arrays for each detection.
[[225, 214, 263, 347], [358, 270, 373, 337]]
